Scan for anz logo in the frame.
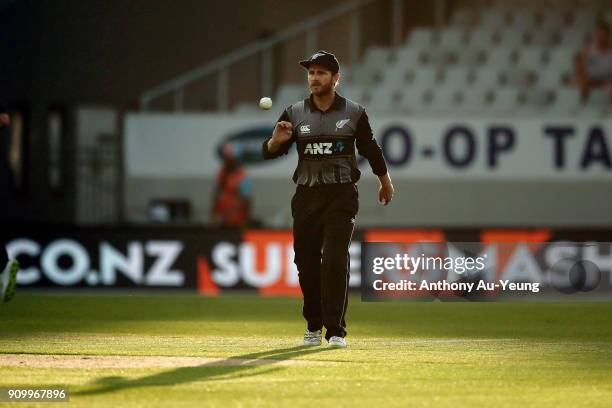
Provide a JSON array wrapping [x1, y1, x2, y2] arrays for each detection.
[[304, 142, 332, 155], [304, 141, 345, 155]]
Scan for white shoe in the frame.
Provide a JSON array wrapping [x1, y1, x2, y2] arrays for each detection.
[[328, 336, 346, 348], [303, 329, 322, 346]]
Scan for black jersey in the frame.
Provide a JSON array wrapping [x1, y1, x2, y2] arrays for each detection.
[[262, 92, 387, 186]]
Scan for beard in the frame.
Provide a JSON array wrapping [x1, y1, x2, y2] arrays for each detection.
[[309, 80, 334, 96]]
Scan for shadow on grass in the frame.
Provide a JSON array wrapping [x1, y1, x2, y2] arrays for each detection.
[[75, 345, 330, 397]]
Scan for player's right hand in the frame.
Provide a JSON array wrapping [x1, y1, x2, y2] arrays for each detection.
[[272, 121, 292, 143]]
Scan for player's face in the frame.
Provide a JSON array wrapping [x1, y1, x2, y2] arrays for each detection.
[[307, 64, 338, 96]]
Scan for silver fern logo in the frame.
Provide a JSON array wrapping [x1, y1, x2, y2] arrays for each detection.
[[335, 119, 350, 130]]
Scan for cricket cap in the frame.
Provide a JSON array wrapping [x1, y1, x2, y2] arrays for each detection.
[[299, 50, 340, 74]]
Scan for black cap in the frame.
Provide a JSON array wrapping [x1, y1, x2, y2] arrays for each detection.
[[299, 50, 340, 74]]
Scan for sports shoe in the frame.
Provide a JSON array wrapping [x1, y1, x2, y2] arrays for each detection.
[[2, 260, 19, 303], [328, 336, 347, 348], [303, 329, 322, 346]]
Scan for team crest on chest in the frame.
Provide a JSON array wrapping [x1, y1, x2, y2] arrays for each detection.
[[335, 119, 350, 130]]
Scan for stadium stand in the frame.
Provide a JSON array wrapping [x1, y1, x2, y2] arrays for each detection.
[[273, 0, 611, 117]]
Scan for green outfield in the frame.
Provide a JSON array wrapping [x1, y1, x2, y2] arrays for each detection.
[[0, 294, 611, 407]]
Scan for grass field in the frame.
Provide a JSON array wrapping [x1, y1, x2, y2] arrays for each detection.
[[1, 294, 611, 407]]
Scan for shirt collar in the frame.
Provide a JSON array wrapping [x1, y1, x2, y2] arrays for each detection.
[[307, 92, 345, 113]]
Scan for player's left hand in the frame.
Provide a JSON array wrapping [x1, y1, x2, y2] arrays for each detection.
[[378, 173, 394, 205]]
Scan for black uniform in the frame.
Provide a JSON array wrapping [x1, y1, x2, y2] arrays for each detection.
[[262, 92, 387, 339]]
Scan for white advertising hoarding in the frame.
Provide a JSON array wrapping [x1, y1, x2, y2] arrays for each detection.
[[125, 113, 612, 180]]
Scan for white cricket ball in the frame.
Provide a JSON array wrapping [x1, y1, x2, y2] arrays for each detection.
[[259, 97, 273, 110]]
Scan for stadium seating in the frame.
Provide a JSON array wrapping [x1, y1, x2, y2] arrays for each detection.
[[398, 86, 430, 113], [456, 89, 490, 113], [547, 88, 582, 114], [468, 28, 496, 50], [273, 1, 609, 117], [489, 88, 521, 113], [368, 86, 398, 113], [275, 83, 308, 108]]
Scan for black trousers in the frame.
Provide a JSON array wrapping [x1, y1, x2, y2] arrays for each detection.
[[292, 183, 358, 340]]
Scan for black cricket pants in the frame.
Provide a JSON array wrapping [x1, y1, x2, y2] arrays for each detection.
[[292, 182, 358, 340]]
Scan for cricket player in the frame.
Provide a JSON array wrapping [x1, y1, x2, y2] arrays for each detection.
[[262, 51, 394, 348], [0, 102, 18, 303]]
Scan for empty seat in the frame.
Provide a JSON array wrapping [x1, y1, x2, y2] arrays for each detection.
[[528, 30, 558, 47], [275, 84, 308, 108], [350, 65, 380, 86], [406, 67, 440, 88], [393, 47, 422, 67], [580, 89, 611, 116], [442, 67, 471, 86], [497, 28, 528, 48], [547, 88, 581, 114], [362, 46, 391, 67], [468, 28, 496, 49], [516, 48, 545, 71], [501, 68, 534, 87], [546, 48, 576, 81], [352, 47, 390, 84], [489, 88, 521, 113], [520, 88, 552, 112], [585, 89, 611, 106], [398, 86, 431, 113], [339, 85, 369, 105], [536, 67, 567, 88], [344, 47, 385, 83], [548, 47, 576, 65], [437, 28, 469, 49], [455, 48, 483, 66], [483, 48, 514, 67], [456, 89, 490, 113], [429, 88, 462, 113], [406, 27, 435, 48], [379, 64, 409, 87], [420, 48, 452, 66], [558, 29, 588, 50], [473, 68, 502, 88], [368, 86, 400, 112]]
